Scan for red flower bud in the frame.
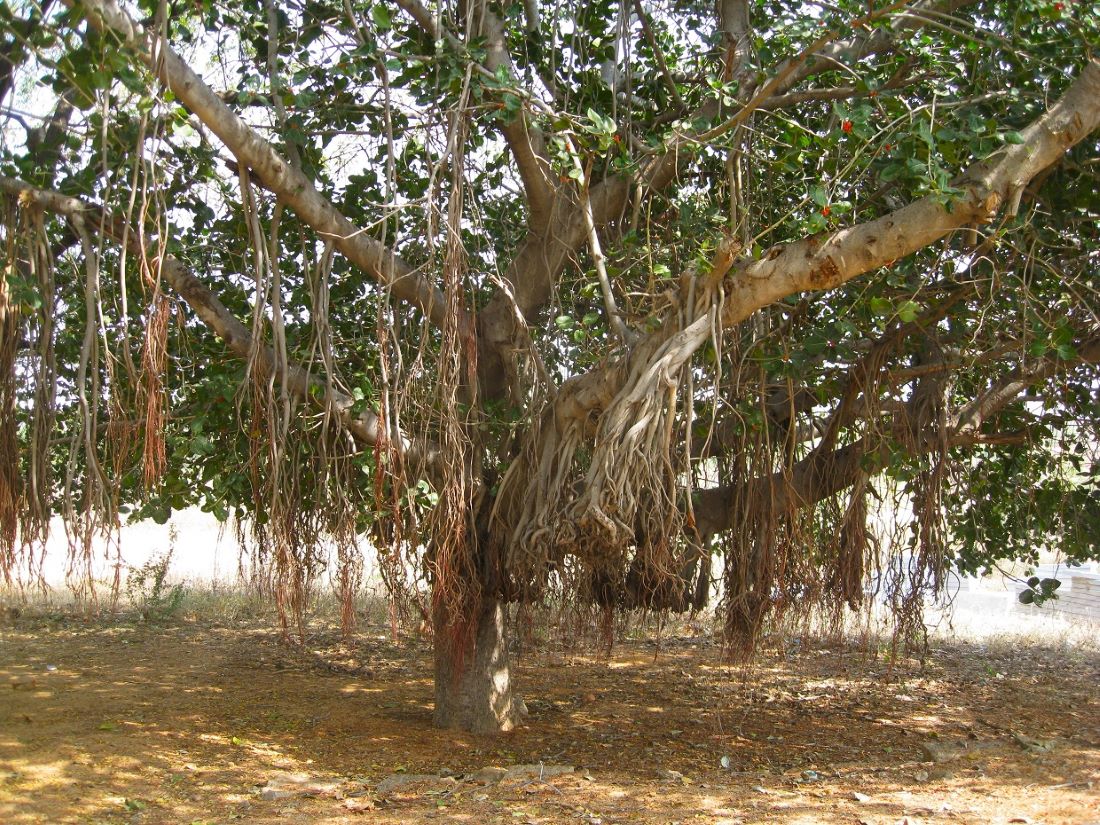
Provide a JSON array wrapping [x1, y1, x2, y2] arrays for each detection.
[[821, 206, 831, 217], [842, 120, 853, 133]]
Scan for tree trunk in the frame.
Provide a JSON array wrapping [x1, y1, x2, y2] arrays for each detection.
[[433, 598, 518, 734]]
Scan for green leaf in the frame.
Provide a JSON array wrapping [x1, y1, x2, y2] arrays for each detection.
[[1002, 131, 1026, 144], [869, 297, 892, 316], [371, 5, 391, 29], [1055, 343, 1077, 360], [897, 300, 920, 323]]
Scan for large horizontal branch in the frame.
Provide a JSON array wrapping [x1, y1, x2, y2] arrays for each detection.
[[0, 176, 440, 475], [693, 334, 1100, 537], [718, 57, 1100, 326], [558, 57, 1100, 424], [66, 0, 453, 331], [474, 0, 971, 404]]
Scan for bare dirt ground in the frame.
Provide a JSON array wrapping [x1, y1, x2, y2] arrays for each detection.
[[1, 611, 1097, 825]]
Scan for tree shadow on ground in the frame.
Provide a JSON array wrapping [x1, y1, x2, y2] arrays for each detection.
[[0, 614, 1097, 824]]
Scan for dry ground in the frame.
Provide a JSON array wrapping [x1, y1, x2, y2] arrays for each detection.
[[1, 610, 1098, 824]]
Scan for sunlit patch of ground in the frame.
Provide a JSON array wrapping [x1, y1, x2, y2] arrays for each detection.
[[0, 610, 1097, 824]]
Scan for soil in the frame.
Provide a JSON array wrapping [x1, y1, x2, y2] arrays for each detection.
[[1, 612, 1097, 824]]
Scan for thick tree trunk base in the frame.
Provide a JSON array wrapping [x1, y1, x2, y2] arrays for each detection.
[[433, 599, 518, 735]]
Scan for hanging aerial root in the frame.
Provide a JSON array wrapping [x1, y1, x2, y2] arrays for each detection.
[[0, 219, 19, 579], [828, 473, 875, 613], [139, 291, 172, 488], [425, 77, 483, 671], [492, 262, 728, 604], [1, 203, 59, 586]]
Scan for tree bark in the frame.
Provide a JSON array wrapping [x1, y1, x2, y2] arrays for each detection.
[[432, 599, 518, 734]]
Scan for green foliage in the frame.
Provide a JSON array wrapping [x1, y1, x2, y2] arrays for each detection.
[[1017, 575, 1061, 606], [0, 0, 1097, 618]]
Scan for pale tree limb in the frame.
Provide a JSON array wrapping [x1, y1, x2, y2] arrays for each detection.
[[474, 0, 970, 403], [65, 0, 453, 331], [480, 0, 969, 367], [391, 0, 566, 403], [480, 9, 556, 227], [0, 176, 441, 475], [763, 0, 980, 98], [558, 57, 1100, 423], [717, 0, 752, 82], [718, 56, 1100, 326], [950, 337, 1100, 435]]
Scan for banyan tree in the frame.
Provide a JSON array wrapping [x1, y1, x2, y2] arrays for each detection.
[[1, 0, 1098, 732]]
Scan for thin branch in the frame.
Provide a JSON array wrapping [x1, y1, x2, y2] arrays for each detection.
[[0, 176, 441, 476], [66, 0, 453, 331], [631, 0, 685, 111], [569, 144, 633, 345]]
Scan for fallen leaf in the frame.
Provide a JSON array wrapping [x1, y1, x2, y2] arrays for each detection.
[[342, 797, 375, 812]]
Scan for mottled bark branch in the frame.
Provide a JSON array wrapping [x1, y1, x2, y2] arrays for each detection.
[[558, 56, 1100, 425], [718, 57, 1100, 327], [66, 0, 451, 331], [766, 0, 979, 98], [952, 337, 1100, 436], [481, 9, 556, 227], [718, 0, 752, 81]]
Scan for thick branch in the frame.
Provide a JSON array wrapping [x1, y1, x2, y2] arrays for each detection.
[[767, 0, 978, 97], [66, 0, 451, 330], [396, 0, 556, 226], [557, 57, 1100, 429], [719, 58, 1100, 327], [694, 334, 1100, 536], [718, 0, 752, 81], [952, 338, 1100, 435], [0, 176, 440, 474]]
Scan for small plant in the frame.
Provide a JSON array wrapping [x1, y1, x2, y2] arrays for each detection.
[[126, 530, 186, 622], [1017, 576, 1061, 607]]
